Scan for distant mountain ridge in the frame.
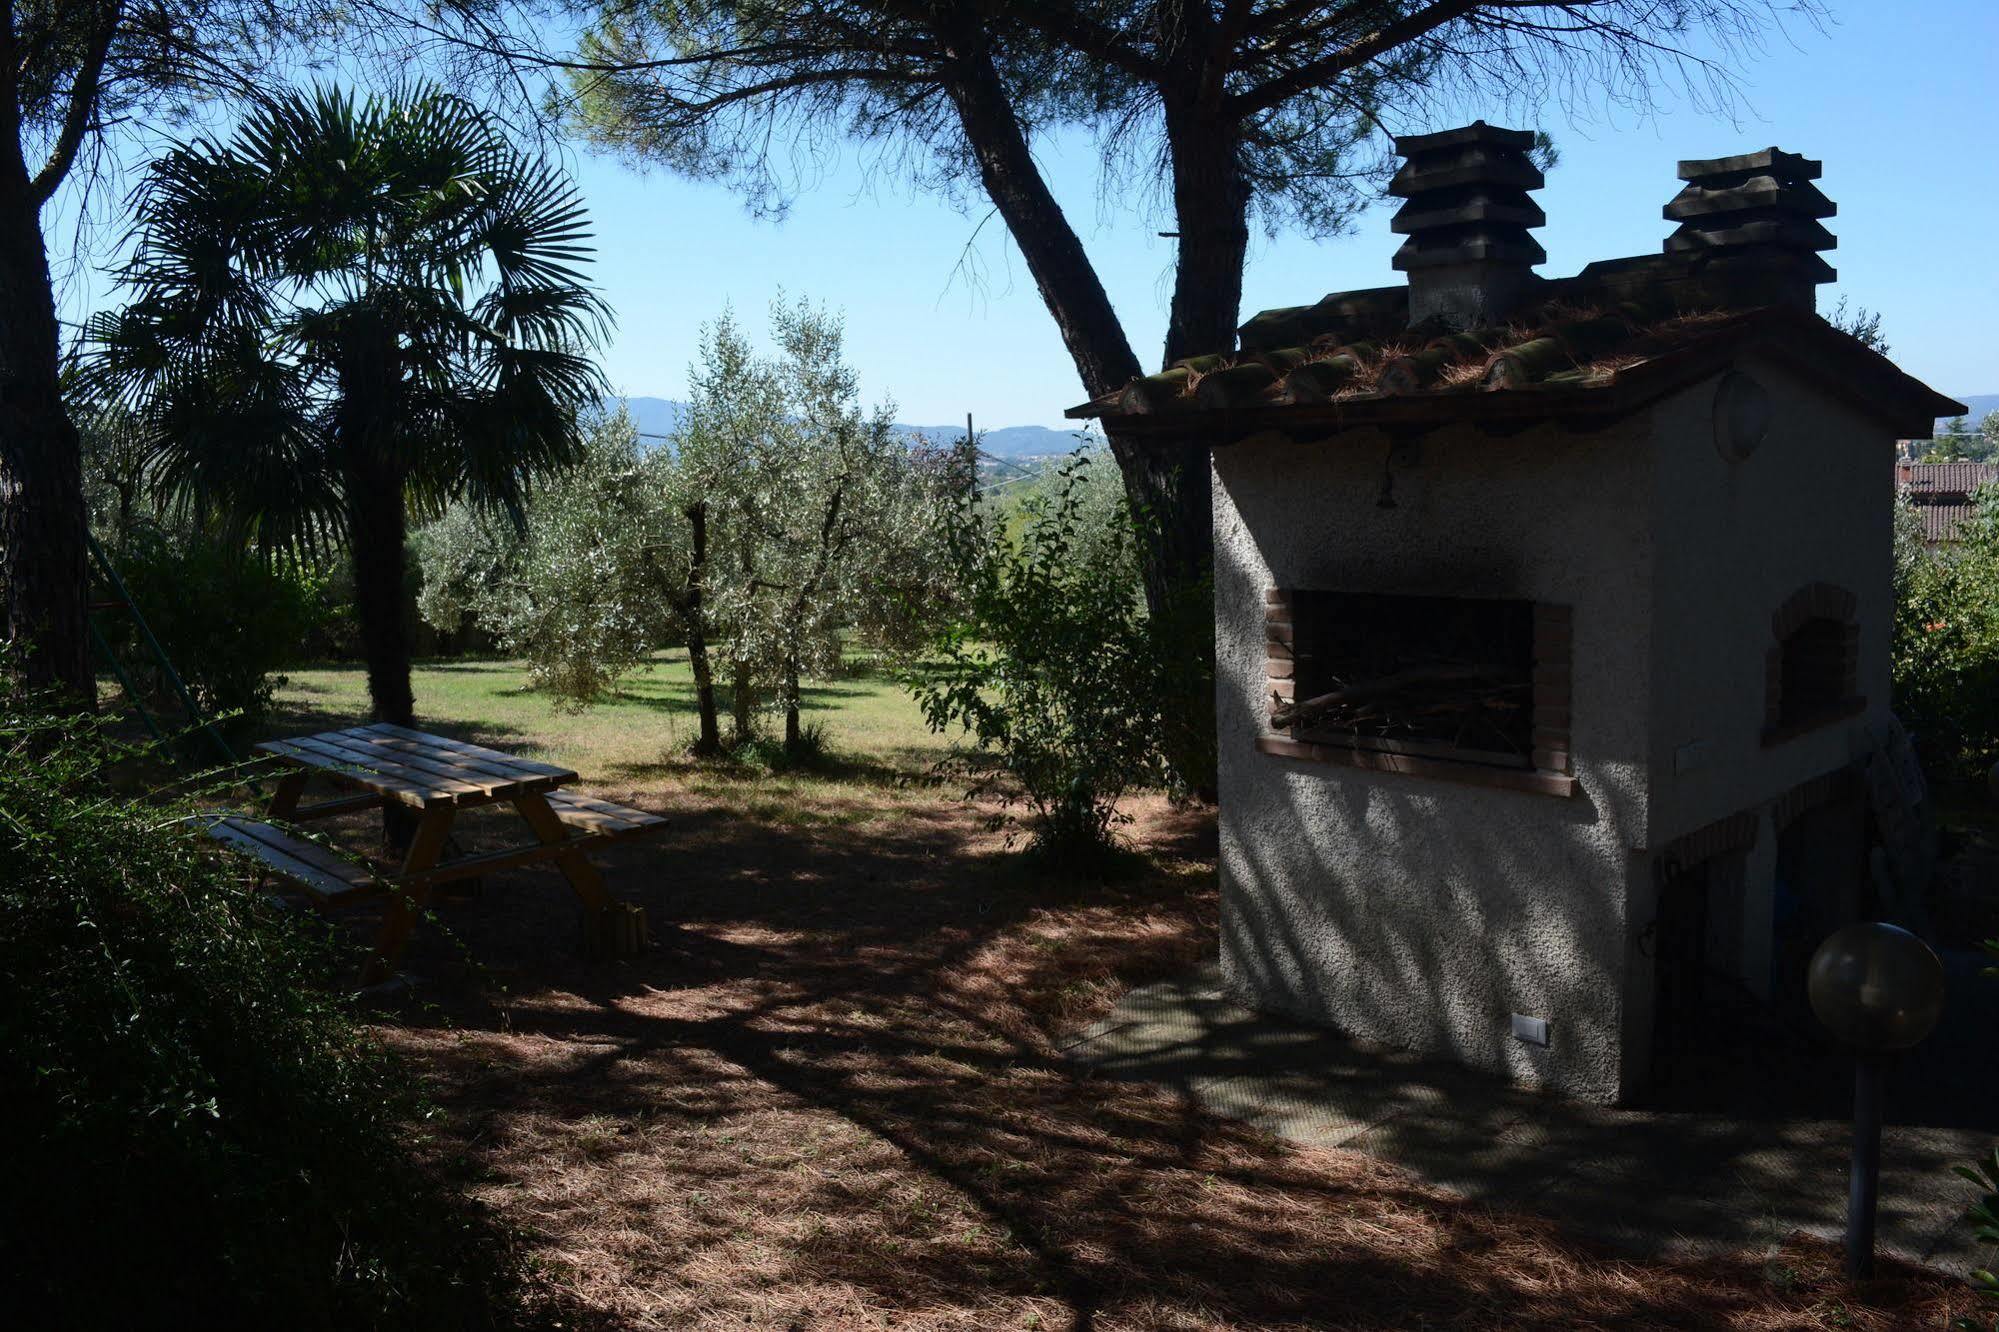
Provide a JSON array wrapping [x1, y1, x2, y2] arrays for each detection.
[[623, 392, 1997, 449], [617, 396, 1096, 460]]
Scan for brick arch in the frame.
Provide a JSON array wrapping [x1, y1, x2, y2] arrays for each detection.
[[1770, 582, 1858, 642], [1763, 582, 1862, 745]]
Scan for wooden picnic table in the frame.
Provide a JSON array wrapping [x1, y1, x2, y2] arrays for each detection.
[[234, 722, 664, 982]]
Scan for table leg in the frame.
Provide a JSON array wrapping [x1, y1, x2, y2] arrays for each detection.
[[266, 770, 308, 820], [511, 792, 646, 959], [511, 792, 615, 910], [361, 805, 455, 986]]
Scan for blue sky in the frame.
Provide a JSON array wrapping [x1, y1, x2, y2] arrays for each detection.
[[49, 1, 1999, 428]]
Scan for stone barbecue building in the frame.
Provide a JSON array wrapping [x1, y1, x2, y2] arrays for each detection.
[[1070, 124, 1962, 1103]]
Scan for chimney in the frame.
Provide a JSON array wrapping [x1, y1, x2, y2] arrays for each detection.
[[1388, 122, 1546, 330], [1663, 148, 1835, 310]]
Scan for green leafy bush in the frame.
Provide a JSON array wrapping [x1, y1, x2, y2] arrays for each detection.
[[105, 524, 327, 728], [1892, 494, 1999, 781], [1953, 938, 1999, 1332], [0, 688, 533, 1328], [902, 448, 1168, 858], [1954, 1141, 1999, 1328]]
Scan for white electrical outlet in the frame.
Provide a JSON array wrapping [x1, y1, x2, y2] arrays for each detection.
[[1511, 1013, 1551, 1047]]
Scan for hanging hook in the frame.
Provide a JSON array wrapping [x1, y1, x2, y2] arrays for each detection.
[[1375, 438, 1398, 509]]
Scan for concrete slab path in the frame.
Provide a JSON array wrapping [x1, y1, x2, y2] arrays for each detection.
[[1062, 964, 1995, 1270]]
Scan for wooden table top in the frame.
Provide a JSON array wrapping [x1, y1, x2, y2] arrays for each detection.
[[254, 722, 579, 810]]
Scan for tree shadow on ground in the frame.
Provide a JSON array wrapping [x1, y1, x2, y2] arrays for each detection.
[[599, 679, 880, 713], [261, 701, 541, 750], [303, 786, 1978, 1332], [604, 746, 948, 796]]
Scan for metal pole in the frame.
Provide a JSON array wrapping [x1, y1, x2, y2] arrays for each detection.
[[1846, 1053, 1885, 1279], [88, 615, 167, 746], [86, 532, 235, 765]]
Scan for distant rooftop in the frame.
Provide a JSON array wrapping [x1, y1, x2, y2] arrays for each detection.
[[1898, 461, 1999, 543]]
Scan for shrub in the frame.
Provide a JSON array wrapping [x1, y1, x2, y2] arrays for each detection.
[[1892, 494, 1999, 781], [0, 687, 534, 1328], [104, 523, 327, 729], [1952, 939, 1999, 1332], [1955, 1143, 1999, 1329], [901, 448, 1168, 858]]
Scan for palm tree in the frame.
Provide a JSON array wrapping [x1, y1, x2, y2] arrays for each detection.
[[89, 86, 609, 728]]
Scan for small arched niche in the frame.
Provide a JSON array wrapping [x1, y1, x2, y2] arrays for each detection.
[[1763, 583, 1863, 745]]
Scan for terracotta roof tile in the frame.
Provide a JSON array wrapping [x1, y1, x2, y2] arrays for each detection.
[[1069, 302, 1965, 441], [1909, 496, 1977, 543], [1896, 462, 1999, 496], [1898, 464, 1999, 543]]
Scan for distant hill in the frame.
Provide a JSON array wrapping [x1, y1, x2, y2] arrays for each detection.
[[898, 422, 1100, 458], [618, 396, 1095, 460], [622, 397, 687, 440], [635, 390, 1994, 448], [1943, 394, 1999, 428]]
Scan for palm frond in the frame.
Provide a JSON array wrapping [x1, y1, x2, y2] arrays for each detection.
[[86, 79, 610, 551]]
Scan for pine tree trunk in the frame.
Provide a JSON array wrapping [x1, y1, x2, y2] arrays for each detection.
[[937, 28, 1141, 401], [1136, 98, 1247, 612], [939, 26, 1231, 795], [0, 177, 92, 705], [1162, 103, 1251, 368], [1102, 95, 1247, 801], [681, 501, 722, 755]]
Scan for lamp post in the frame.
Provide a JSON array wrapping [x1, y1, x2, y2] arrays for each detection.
[[1806, 922, 1947, 1280]]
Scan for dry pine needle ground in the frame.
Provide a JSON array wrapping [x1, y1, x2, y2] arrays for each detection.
[[360, 784, 1976, 1332]]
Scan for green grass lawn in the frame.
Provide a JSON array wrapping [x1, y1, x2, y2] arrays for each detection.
[[268, 649, 959, 828]]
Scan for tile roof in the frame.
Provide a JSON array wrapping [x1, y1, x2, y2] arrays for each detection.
[[1897, 462, 1999, 496], [1909, 499, 1974, 544], [1073, 132, 1963, 444], [1068, 300, 1963, 442], [1898, 463, 1999, 543]]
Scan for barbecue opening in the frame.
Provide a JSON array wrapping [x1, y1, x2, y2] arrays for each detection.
[[1271, 591, 1545, 769]]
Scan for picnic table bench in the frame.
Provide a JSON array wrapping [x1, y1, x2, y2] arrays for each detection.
[[200, 723, 667, 981]]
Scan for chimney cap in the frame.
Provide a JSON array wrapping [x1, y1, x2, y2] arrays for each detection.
[[1663, 144, 1835, 307], [1392, 120, 1538, 155], [1386, 122, 1547, 328], [1676, 146, 1822, 183]]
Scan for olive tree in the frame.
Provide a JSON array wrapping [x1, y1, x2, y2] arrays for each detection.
[[423, 300, 955, 757], [430, 406, 687, 708], [682, 297, 954, 755]]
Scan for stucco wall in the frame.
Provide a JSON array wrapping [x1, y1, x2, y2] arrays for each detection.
[[1629, 361, 1898, 1025], [1642, 361, 1895, 844], [1213, 417, 1657, 1103]]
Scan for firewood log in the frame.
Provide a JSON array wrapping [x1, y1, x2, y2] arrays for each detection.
[[1269, 664, 1515, 730]]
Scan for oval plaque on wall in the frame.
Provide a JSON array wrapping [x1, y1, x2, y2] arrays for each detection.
[[1712, 370, 1771, 462]]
